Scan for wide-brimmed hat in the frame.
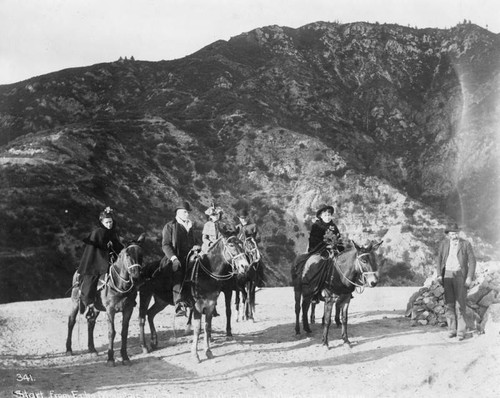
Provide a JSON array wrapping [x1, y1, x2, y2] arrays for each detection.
[[445, 223, 460, 234], [205, 205, 223, 216], [316, 204, 334, 218], [175, 201, 192, 212], [237, 208, 249, 218]]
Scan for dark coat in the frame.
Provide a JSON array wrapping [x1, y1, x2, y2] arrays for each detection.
[[161, 219, 197, 267], [308, 219, 342, 252], [437, 238, 476, 280], [78, 225, 123, 275], [235, 221, 258, 241]]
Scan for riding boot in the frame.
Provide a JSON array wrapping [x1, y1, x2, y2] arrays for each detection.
[[173, 284, 187, 317]]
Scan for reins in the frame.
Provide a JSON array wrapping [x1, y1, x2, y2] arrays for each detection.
[[107, 244, 142, 294], [332, 251, 374, 292]]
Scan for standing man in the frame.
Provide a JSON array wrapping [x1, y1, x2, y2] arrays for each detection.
[[436, 223, 476, 340], [161, 201, 200, 316]]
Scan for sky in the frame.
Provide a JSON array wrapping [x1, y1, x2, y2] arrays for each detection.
[[1, 0, 499, 85]]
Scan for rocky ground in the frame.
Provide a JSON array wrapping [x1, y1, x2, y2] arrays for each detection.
[[0, 287, 499, 398]]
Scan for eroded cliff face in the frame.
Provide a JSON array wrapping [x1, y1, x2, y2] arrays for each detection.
[[0, 21, 498, 301]]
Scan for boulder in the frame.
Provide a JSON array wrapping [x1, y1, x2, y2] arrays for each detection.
[[480, 303, 500, 336]]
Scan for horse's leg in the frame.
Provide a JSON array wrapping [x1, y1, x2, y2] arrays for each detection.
[[87, 310, 99, 355], [249, 279, 256, 320], [146, 298, 168, 351], [310, 302, 316, 324], [339, 295, 352, 346], [223, 289, 233, 337], [335, 299, 341, 327], [235, 289, 241, 322], [245, 280, 255, 321], [204, 310, 214, 360], [302, 295, 312, 334], [65, 299, 79, 355], [106, 308, 117, 366], [120, 305, 134, 365], [191, 308, 202, 363], [185, 307, 193, 335], [294, 288, 302, 335], [139, 291, 152, 353], [321, 293, 337, 348]]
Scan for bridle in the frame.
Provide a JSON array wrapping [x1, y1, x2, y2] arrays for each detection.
[[108, 244, 143, 294], [195, 236, 249, 281], [332, 251, 377, 292]]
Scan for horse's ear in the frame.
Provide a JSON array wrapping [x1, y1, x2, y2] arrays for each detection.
[[352, 241, 361, 251], [371, 240, 383, 251], [137, 233, 146, 245]]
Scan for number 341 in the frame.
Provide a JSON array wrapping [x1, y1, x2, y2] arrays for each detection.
[[16, 374, 35, 382]]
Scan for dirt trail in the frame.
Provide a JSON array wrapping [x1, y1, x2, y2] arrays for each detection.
[[0, 287, 499, 398]]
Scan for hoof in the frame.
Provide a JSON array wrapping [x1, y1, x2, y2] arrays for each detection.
[[206, 350, 214, 360], [88, 349, 98, 356], [193, 354, 201, 364], [122, 359, 131, 366], [65, 350, 73, 356], [226, 331, 233, 337], [106, 360, 116, 367], [304, 327, 312, 334], [343, 341, 352, 348]]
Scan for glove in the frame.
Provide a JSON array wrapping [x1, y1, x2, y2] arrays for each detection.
[[192, 245, 202, 252], [437, 276, 443, 286], [172, 258, 181, 272], [107, 241, 113, 249], [464, 277, 472, 288]]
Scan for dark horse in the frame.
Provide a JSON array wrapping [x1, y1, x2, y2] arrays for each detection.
[[138, 235, 250, 361], [293, 240, 382, 347], [218, 236, 262, 337], [66, 234, 145, 365]]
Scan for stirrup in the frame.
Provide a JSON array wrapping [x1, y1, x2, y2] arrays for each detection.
[[86, 306, 95, 320]]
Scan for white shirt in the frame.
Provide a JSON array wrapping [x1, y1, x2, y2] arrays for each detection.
[[445, 241, 461, 271]]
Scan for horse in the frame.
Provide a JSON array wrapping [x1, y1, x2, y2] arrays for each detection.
[[66, 234, 145, 365], [219, 235, 262, 335], [189, 235, 250, 362], [138, 235, 250, 361], [293, 240, 382, 348]]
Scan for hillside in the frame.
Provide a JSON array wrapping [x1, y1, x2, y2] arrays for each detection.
[[0, 21, 499, 302]]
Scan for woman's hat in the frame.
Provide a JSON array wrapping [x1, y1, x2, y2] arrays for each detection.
[[237, 208, 249, 218], [175, 201, 192, 212], [316, 204, 334, 218], [205, 204, 223, 216], [99, 206, 115, 220], [445, 223, 460, 233]]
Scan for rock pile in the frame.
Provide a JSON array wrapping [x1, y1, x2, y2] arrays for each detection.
[[406, 261, 500, 335]]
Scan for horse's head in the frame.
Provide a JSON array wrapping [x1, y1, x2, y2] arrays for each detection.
[[352, 240, 383, 287], [221, 235, 251, 275], [116, 233, 146, 287]]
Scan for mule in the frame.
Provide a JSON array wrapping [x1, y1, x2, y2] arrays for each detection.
[[218, 236, 262, 337], [189, 235, 250, 362], [293, 240, 382, 348], [138, 235, 250, 361], [66, 234, 145, 365]]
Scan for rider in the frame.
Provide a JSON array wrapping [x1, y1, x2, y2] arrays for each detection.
[[160, 200, 201, 316], [201, 203, 224, 253], [235, 208, 265, 287], [308, 204, 344, 256], [78, 206, 124, 319]]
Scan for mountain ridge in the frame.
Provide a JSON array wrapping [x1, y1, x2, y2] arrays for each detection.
[[0, 21, 498, 302]]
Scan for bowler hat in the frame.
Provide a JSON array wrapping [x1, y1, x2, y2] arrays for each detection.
[[316, 204, 334, 218], [445, 223, 460, 234], [175, 201, 192, 212]]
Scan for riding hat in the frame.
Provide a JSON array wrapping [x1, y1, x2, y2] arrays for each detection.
[[316, 204, 334, 218], [445, 223, 460, 234], [175, 201, 192, 212], [205, 204, 223, 216], [99, 206, 115, 221]]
